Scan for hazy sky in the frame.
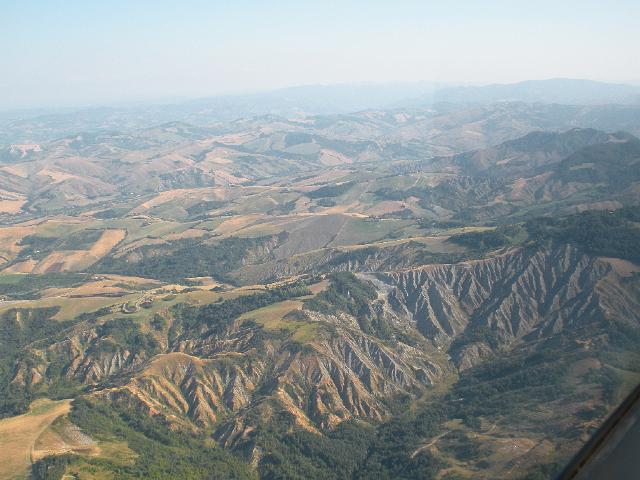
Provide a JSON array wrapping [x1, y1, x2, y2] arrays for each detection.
[[2, 0, 639, 108]]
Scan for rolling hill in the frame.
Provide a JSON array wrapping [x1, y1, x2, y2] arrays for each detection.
[[0, 89, 639, 479]]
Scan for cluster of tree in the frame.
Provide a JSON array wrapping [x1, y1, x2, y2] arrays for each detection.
[[313, 136, 376, 157], [36, 394, 449, 480], [304, 272, 393, 339], [305, 272, 376, 317], [554, 135, 640, 190], [450, 340, 572, 421], [378, 207, 414, 219], [447, 206, 640, 260], [0, 307, 73, 416], [353, 406, 449, 479], [447, 225, 524, 250], [445, 317, 640, 478], [31, 313, 639, 479], [0, 273, 87, 300], [93, 206, 132, 219], [253, 397, 449, 479], [94, 233, 287, 283], [315, 198, 336, 207], [96, 317, 160, 356], [185, 200, 227, 216], [19, 229, 102, 256], [418, 219, 466, 229], [16, 235, 58, 259], [172, 282, 311, 337], [525, 206, 640, 262], [37, 398, 257, 479], [448, 325, 501, 352], [326, 243, 472, 276], [31, 454, 75, 480], [75, 306, 113, 324], [255, 413, 373, 479], [374, 177, 503, 214], [306, 181, 355, 199], [271, 200, 297, 214], [284, 132, 314, 147], [326, 247, 379, 268]]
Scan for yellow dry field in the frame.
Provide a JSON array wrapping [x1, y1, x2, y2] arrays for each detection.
[[212, 170, 248, 185], [602, 257, 640, 277], [37, 168, 80, 183], [158, 287, 221, 305], [307, 279, 329, 295], [0, 399, 71, 480], [365, 200, 407, 216], [185, 276, 218, 287], [317, 202, 354, 214], [214, 214, 263, 235], [236, 295, 323, 343], [318, 149, 353, 166], [338, 234, 466, 254], [238, 299, 303, 328], [1, 164, 30, 178], [32, 418, 99, 463], [101, 274, 162, 286], [201, 149, 234, 164], [33, 250, 91, 273], [212, 132, 257, 145], [41, 281, 126, 299], [0, 293, 135, 321], [321, 205, 367, 216], [33, 229, 125, 273], [0, 199, 26, 213], [291, 169, 351, 187], [162, 228, 208, 241], [132, 188, 198, 212], [2, 259, 38, 273], [89, 229, 126, 257], [143, 351, 206, 377], [222, 220, 284, 238], [0, 225, 35, 264], [27, 219, 85, 239], [41, 274, 160, 299]]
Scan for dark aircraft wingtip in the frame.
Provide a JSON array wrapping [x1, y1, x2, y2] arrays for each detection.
[[557, 383, 640, 479]]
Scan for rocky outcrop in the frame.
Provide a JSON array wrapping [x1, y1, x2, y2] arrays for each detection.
[[379, 244, 639, 368], [452, 342, 493, 371], [11, 242, 639, 439], [95, 352, 265, 427], [267, 317, 443, 429], [88, 308, 444, 433], [11, 328, 148, 388]]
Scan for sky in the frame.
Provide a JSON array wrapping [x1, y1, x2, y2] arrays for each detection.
[[2, 0, 639, 109]]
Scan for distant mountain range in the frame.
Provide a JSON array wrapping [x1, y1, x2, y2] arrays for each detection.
[[2, 79, 640, 146], [427, 78, 640, 105]]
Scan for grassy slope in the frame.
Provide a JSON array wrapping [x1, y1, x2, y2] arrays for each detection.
[[0, 399, 71, 480]]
